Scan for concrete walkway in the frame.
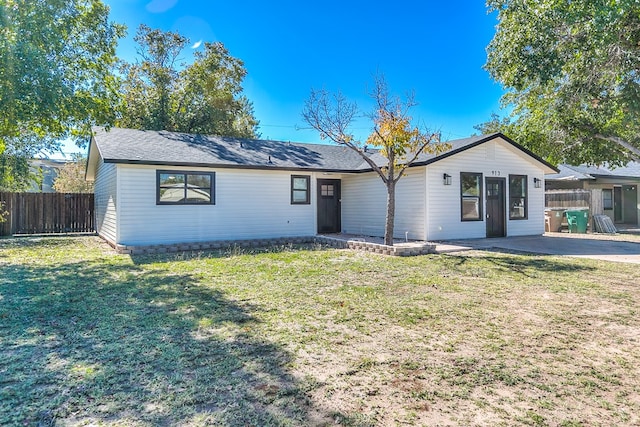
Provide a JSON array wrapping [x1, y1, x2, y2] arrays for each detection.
[[435, 232, 640, 264]]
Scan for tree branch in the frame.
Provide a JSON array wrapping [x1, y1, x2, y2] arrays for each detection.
[[394, 133, 442, 184], [594, 134, 640, 161]]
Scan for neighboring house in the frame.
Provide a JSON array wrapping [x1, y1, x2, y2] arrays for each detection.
[[546, 163, 640, 225], [29, 159, 67, 192], [85, 127, 557, 247]]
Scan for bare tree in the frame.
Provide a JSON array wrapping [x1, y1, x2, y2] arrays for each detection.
[[302, 75, 446, 245]]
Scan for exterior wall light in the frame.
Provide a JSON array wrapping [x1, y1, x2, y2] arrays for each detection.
[[534, 177, 542, 188], [443, 173, 452, 185]]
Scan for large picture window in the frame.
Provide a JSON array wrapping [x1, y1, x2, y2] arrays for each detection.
[[509, 175, 528, 220], [157, 171, 215, 204], [291, 175, 310, 204], [602, 189, 613, 210], [460, 172, 482, 221]]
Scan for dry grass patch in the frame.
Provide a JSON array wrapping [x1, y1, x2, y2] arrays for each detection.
[[1, 236, 639, 426]]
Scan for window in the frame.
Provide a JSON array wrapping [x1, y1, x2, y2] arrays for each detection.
[[602, 188, 613, 210], [291, 175, 310, 204], [157, 171, 215, 204], [509, 175, 528, 220], [320, 184, 334, 197], [460, 172, 482, 221]]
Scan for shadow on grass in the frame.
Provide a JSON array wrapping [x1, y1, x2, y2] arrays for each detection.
[[443, 252, 596, 277], [0, 254, 335, 425]]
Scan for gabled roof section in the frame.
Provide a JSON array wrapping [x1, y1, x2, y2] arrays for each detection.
[[85, 137, 101, 181], [353, 133, 491, 170], [405, 133, 558, 174], [87, 128, 558, 175]]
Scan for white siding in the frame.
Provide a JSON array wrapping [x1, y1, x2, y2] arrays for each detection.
[[342, 168, 426, 240], [116, 165, 317, 245], [426, 138, 547, 240], [93, 161, 117, 244]]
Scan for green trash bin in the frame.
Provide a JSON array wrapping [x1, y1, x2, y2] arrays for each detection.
[[565, 210, 589, 233]]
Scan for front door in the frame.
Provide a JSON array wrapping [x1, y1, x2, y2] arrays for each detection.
[[486, 177, 506, 238], [614, 186, 623, 223], [622, 185, 638, 224], [317, 179, 341, 233]]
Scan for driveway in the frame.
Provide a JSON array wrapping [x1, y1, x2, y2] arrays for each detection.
[[437, 232, 640, 264]]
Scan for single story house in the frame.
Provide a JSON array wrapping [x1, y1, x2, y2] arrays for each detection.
[[86, 127, 558, 248], [546, 163, 640, 225]]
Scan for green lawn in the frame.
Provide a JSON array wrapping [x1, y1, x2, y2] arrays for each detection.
[[1, 236, 639, 426]]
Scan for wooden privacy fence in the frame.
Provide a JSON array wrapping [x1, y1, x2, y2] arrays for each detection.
[[545, 189, 591, 209], [0, 192, 94, 236], [545, 188, 605, 215]]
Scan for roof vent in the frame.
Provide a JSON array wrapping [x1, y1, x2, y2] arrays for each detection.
[[268, 155, 272, 164]]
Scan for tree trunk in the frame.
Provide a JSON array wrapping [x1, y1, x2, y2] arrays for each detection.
[[384, 180, 396, 246]]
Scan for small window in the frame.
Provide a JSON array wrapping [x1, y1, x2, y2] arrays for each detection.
[[157, 171, 215, 205], [602, 189, 613, 210], [291, 175, 310, 204], [320, 184, 334, 197], [460, 172, 482, 221], [509, 175, 528, 220]]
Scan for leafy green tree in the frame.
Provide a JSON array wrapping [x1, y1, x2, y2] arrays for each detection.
[[53, 155, 94, 193], [0, 152, 31, 191], [484, 0, 640, 165], [303, 75, 445, 246], [119, 25, 259, 138], [0, 201, 7, 224], [0, 0, 124, 189]]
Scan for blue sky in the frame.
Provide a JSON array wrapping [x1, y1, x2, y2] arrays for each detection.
[[57, 0, 504, 157]]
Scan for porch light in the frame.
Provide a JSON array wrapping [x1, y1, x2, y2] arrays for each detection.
[[443, 173, 452, 185], [534, 177, 542, 188]]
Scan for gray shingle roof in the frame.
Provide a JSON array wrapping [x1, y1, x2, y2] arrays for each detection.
[[90, 127, 557, 173], [92, 127, 365, 171], [546, 162, 640, 180], [545, 164, 596, 181]]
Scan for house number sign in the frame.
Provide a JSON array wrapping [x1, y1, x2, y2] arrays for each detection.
[[491, 170, 501, 176]]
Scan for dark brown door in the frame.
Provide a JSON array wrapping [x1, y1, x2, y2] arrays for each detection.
[[485, 177, 506, 238], [614, 186, 623, 223], [317, 179, 341, 233]]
